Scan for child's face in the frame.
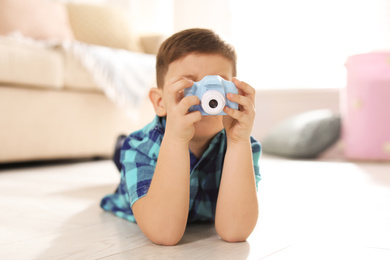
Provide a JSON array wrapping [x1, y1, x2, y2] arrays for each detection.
[[163, 53, 234, 141]]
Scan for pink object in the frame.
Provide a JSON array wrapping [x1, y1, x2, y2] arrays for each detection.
[[343, 52, 390, 161]]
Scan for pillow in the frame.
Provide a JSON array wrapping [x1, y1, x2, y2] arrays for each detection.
[[66, 3, 142, 52], [261, 109, 341, 158], [0, 0, 74, 40]]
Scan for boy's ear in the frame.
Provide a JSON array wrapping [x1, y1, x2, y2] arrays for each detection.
[[149, 87, 167, 117]]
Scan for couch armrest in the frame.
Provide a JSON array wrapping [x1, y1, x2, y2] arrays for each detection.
[[139, 34, 167, 55]]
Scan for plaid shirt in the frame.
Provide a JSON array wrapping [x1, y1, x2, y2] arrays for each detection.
[[101, 116, 261, 223]]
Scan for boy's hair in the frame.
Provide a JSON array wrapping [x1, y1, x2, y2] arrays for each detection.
[[156, 28, 237, 88]]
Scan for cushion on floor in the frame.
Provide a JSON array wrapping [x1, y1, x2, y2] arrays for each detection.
[[262, 109, 341, 158]]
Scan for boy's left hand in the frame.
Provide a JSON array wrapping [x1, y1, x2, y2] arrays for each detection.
[[223, 78, 256, 143]]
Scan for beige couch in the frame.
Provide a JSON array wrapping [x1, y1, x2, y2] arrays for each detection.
[[0, 1, 162, 163]]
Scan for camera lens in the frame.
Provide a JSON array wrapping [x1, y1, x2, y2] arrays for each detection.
[[209, 99, 218, 109], [201, 90, 226, 115]]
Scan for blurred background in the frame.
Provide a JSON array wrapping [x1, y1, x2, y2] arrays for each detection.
[[107, 0, 390, 90], [1, 0, 389, 164]]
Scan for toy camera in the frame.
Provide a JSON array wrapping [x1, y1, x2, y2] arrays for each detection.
[[183, 75, 238, 116]]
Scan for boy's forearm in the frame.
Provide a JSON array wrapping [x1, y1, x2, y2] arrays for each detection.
[[215, 139, 259, 242], [132, 137, 190, 245]]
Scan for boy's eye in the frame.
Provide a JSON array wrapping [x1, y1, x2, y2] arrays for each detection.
[[219, 75, 231, 81], [182, 75, 197, 81]]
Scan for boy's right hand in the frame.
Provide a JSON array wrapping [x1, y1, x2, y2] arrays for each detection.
[[163, 78, 202, 144]]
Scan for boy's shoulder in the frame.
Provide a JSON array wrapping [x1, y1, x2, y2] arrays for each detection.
[[129, 116, 166, 140], [121, 116, 166, 159]]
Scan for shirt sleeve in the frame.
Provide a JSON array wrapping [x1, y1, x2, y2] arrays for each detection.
[[250, 136, 262, 190], [120, 131, 161, 207]]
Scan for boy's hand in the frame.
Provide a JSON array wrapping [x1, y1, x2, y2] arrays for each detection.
[[164, 78, 202, 144], [223, 78, 256, 143]]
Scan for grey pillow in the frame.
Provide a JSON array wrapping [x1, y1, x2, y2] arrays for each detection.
[[262, 109, 341, 158]]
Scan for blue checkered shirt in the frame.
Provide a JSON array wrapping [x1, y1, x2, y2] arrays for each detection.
[[101, 116, 261, 223]]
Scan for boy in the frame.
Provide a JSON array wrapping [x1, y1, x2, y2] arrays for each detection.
[[101, 28, 261, 246]]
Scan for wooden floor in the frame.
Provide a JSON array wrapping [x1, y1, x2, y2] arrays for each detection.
[[0, 156, 389, 260]]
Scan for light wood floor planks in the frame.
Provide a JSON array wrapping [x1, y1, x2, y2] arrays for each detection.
[[0, 157, 389, 259]]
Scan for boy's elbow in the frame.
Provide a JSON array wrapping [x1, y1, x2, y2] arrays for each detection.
[[143, 223, 186, 246], [217, 229, 249, 243], [133, 203, 187, 246], [149, 232, 183, 246], [215, 218, 257, 243]]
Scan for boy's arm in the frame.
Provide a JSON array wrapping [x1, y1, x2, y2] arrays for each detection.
[[132, 78, 201, 246], [215, 139, 259, 242], [215, 78, 259, 242], [132, 137, 191, 245]]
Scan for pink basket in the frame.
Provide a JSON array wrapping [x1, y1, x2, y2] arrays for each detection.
[[343, 52, 390, 161]]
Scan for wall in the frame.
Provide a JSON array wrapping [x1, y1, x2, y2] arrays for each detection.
[[105, 0, 233, 37], [173, 0, 232, 40]]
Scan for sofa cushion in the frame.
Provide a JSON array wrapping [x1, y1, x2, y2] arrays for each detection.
[[0, 0, 74, 40], [67, 3, 142, 52], [0, 37, 63, 89]]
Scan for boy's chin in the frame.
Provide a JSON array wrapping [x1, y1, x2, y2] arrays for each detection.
[[199, 114, 223, 121], [193, 115, 224, 139]]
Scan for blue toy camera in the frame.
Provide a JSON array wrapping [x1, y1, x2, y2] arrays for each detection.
[[183, 75, 238, 116]]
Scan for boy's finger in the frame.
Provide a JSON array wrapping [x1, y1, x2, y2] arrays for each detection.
[[227, 93, 255, 112], [232, 78, 256, 103], [223, 106, 246, 123], [168, 78, 193, 95], [186, 110, 202, 124], [166, 78, 194, 104], [179, 95, 200, 113]]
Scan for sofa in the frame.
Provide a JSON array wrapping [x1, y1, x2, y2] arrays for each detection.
[[0, 0, 164, 164]]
